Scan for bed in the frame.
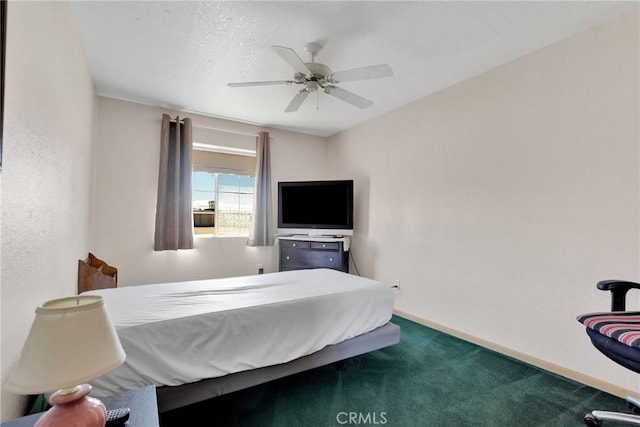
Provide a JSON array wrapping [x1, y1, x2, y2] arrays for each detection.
[[83, 268, 400, 412]]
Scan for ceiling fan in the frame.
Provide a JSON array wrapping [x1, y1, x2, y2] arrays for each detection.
[[227, 42, 393, 113]]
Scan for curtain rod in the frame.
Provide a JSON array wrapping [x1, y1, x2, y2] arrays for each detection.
[[168, 117, 261, 138]]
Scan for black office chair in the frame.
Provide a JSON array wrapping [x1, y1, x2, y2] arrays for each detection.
[[577, 280, 640, 426]]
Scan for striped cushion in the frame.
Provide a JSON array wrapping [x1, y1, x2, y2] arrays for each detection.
[[577, 311, 640, 349]]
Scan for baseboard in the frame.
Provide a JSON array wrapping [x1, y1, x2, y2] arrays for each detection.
[[393, 309, 637, 399]]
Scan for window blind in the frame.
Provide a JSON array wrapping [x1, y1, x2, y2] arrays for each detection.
[[193, 149, 256, 176]]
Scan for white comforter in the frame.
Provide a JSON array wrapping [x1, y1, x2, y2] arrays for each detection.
[[85, 268, 394, 396]]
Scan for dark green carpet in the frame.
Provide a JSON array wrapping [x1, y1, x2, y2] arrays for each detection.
[[161, 315, 626, 426]]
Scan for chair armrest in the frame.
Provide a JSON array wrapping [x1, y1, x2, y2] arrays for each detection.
[[597, 280, 640, 311]]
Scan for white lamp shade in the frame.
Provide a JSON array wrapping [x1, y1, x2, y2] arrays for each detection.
[[6, 296, 126, 394]]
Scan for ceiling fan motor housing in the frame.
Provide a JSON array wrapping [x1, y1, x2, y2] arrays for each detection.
[[295, 62, 333, 84]]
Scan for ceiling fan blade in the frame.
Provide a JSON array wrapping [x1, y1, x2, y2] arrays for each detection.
[[284, 90, 310, 113], [329, 64, 393, 83], [272, 46, 311, 76], [324, 86, 373, 109], [227, 80, 298, 87]]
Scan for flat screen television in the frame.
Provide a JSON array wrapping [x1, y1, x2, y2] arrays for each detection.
[[278, 180, 353, 236]]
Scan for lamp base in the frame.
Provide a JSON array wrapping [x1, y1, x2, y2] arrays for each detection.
[[35, 384, 106, 427]]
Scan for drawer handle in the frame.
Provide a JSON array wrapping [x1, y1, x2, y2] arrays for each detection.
[[329, 257, 334, 261], [286, 256, 290, 260], [322, 244, 326, 248], [292, 243, 297, 247]]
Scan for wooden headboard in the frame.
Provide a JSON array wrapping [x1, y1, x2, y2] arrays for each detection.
[[77, 253, 118, 294]]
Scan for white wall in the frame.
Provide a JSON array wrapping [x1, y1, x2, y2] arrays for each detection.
[[0, 2, 97, 420], [327, 10, 639, 393], [92, 97, 327, 286]]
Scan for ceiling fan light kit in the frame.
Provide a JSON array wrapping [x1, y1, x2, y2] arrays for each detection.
[[228, 43, 393, 112]]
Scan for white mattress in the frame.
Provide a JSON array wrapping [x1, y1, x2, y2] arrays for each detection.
[[84, 268, 395, 397]]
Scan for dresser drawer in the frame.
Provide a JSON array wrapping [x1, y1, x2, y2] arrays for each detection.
[[310, 241, 341, 250], [279, 240, 310, 249], [280, 249, 342, 270]]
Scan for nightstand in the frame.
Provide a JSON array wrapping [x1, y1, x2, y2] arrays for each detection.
[[0, 385, 159, 427]]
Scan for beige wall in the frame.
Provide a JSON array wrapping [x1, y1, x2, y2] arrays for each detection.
[[92, 97, 328, 286], [327, 10, 639, 393], [0, 2, 97, 420]]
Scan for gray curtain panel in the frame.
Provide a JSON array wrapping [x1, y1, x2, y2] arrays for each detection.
[[154, 114, 194, 251], [247, 131, 274, 247]]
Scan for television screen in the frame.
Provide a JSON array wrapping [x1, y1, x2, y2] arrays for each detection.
[[278, 180, 353, 236]]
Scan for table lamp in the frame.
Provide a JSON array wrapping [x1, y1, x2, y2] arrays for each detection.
[[5, 296, 126, 427]]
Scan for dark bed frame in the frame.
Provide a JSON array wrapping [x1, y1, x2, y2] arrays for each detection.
[[156, 322, 401, 412]]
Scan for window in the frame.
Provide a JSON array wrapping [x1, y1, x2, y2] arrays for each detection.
[[192, 148, 256, 237]]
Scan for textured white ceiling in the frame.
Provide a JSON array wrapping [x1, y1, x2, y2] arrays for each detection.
[[71, 1, 637, 137]]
